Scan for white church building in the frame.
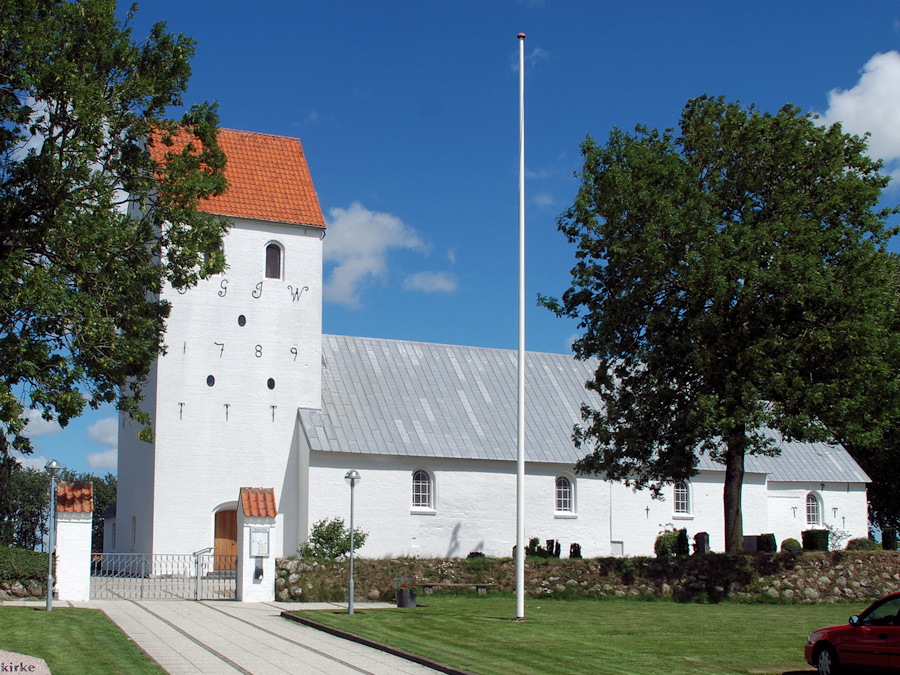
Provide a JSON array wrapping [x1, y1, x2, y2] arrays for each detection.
[[104, 128, 871, 563]]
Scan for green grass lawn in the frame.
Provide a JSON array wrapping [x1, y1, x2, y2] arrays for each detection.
[[0, 606, 164, 675], [291, 595, 869, 675]]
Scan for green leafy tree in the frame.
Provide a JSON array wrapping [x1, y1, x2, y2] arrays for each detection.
[[299, 518, 368, 560], [0, 0, 229, 456], [0, 453, 50, 550], [543, 96, 900, 552]]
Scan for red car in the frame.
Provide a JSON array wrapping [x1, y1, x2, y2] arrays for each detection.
[[805, 591, 900, 674]]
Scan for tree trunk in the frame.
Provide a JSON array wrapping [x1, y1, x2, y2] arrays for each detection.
[[723, 429, 747, 552]]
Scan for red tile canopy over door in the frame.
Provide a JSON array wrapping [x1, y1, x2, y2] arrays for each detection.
[[214, 510, 237, 571]]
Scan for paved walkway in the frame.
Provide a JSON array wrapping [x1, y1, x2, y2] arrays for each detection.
[[5, 599, 443, 675]]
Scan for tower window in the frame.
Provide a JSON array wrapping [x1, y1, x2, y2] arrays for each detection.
[[265, 244, 282, 279]]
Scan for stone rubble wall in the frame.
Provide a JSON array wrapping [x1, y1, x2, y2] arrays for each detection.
[[0, 581, 45, 601], [275, 551, 900, 604]]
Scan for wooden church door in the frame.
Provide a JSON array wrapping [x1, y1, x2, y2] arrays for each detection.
[[214, 510, 237, 571]]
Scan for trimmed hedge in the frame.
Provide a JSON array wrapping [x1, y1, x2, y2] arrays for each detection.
[[780, 538, 801, 552], [882, 528, 897, 551], [0, 546, 49, 584], [802, 530, 829, 551], [758, 534, 777, 553], [846, 537, 880, 551]]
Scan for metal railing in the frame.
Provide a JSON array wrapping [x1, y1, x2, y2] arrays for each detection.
[[90, 551, 236, 600]]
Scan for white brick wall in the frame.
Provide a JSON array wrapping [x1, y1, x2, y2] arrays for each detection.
[[114, 219, 322, 558]]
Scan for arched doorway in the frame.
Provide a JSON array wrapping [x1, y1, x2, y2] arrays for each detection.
[[214, 510, 237, 571]]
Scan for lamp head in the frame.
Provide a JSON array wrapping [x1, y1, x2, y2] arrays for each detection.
[[45, 459, 62, 478], [344, 469, 361, 487]]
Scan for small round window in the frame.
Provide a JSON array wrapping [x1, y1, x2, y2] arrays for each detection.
[[238, 315, 246, 327], [206, 375, 215, 387], [267, 378, 276, 390]]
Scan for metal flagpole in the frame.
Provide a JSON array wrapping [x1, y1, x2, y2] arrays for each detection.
[[515, 31, 526, 622]]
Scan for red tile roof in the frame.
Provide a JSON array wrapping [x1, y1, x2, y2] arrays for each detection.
[[151, 128, 326, 227], [57, 481, 93, 513], [240, 487, 278, 518]]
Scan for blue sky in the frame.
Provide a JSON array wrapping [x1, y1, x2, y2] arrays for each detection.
[[17, 0, 900, 474]]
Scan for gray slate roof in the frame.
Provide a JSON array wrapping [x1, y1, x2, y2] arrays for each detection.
[[298, 334, 870, 483]]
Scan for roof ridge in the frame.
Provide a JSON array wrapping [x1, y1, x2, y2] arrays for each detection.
[[323, 333, 584, 359]]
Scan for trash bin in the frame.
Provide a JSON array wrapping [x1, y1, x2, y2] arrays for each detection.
[[394, 577, 416, 608]]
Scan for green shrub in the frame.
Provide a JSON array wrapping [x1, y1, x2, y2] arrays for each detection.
[[676, 529, 690, 556], [298, 518, 367, 559], [882, 528, 897, 551], [846, 537, 880, 551], [525, 537, 561, 558], [780, 538, 801, 552], [758, 534, 777, 553], [655, 528, 680, 557], [0, 546, 49, 584], [802, 529, 829, 551], [569, 542, 582, 559]]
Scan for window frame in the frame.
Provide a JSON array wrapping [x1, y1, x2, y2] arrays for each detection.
[[554, 474, 576, 518], [265, 242, 283, 279], [673, 481, 692, 518], [411, 468, 435, 514], [806, 492, 822, 526]]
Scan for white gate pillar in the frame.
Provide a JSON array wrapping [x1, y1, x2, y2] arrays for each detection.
[[55, 481, 93, 602], [235, 487, 277, 602]]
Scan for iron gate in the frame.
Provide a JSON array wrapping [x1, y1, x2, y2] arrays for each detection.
[[91, 548, 236, 600]]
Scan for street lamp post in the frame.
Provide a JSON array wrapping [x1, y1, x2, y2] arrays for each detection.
[[344, 469, 361, 615], [45, 459, 62, 612]]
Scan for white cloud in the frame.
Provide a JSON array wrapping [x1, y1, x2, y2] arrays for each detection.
[[533, 192, 555, 207], [84, 417, 118, 470], [817, 51, 900, 168], [87, 448, 117, 471], [11, 450, 48, 471], [88, 417, 118, 448], [323, 202, 429, 308], [403, 272, 459, 294], [23, 409, 62, 438]]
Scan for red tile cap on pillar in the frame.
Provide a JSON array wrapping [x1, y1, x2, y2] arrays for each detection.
[[240, 487, 277, 518], [57, 481, 93, 513]]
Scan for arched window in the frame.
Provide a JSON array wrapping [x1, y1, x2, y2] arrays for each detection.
[[556, 476, 573, 513], [412, 470, 432, 509], [265, 243, 282, 279], [806, 493, 821, 525], [674, 481, 690, 514]]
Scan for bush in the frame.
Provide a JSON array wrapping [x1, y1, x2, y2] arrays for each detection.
[[655, 528, 680, 557], [569, 542, 582, 559], [676, 529, 690, 556], [0, 546, 49, 584], [882, 528, 898, 551], [525, 537, 561, 558], [780, 538, 802, 552], [758, 534, 777, 553], [298, 518, 367, 559], [802, 530, 829, 551], [846, 537, 880, 551]]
